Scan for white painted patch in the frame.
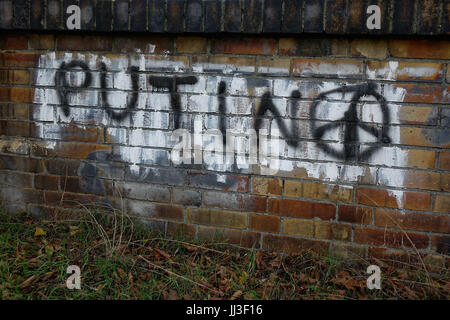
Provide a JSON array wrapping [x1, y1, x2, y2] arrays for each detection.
[[32, 52, 408, 203]]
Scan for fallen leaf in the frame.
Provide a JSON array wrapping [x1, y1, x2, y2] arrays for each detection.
[[34, 227, 46, 237], [230, 290, 242, 300]]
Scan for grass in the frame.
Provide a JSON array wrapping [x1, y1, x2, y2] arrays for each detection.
[[0, 205, 449, 300]]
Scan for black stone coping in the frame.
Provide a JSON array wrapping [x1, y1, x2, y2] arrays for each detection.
[[0, 0, 449, 36]]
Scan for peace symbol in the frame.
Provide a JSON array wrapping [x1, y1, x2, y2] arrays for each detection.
[[310, 83, 391, 161]]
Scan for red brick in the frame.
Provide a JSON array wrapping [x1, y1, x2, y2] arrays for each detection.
[[268, 199, 335, 220], [43, 191, 96, 208], [249, 214, 280, 233], [338, 205, 373, 224], [212, 38, 276, 55], [375, 209, 450, 233]]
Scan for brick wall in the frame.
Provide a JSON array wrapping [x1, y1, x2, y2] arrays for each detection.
[[0, 1, 449, 264]]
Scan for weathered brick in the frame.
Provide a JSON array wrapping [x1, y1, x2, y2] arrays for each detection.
[[0, 137, 28, 155], [0, 120, 30, 137], [257, 57, 290, 76], [439, 152, 450, 170], [330, 242, 366, 260], [433, 195, 450, 213], [366, 61, 444, 81], [268, 199, 335, 220], [251, 177, 282, 196], [34, 174, 59, 190], [279, 38, 332, 57], [198, 226, 260, 248], [128, 200, 183, 221], [58, 35, 113, 51], [188, 172, 248, 192], [389, 40, 450, 59], [0, 34, 27, 49], [212, 38, 276, 55], [262, 234, 329, 254], [58, 142, 111, 159], [0, 104, 28, 120], [303, 0, 323, 32], [293, 58, 363, 79], [375, 209, 450, 234], [302, 182, 353, 203], [355, 227, 429, 249], [113, 35, 173, 54], [338, 205, 373, 224], [400, 127, 450, 148], [2, 187, 44, 204], [187, 208, 247, 229], [29, 34, 54, 49], [0, 171, 32, 188], [0, 70, 29, 85], [0, 52, 38, 67], [0, 155, 44, 173], [119, 182, 171, 202], [284, 218, 351, 241], [167, 222, 196, 240], [203, 191, 267, 212], [283, 180, 302, 198], [356, 188, 431, 211], [350, 39, 388, 59], [173, 188, 201, 206], [249, 214, 280, 233], [177, 37, 207, 53]]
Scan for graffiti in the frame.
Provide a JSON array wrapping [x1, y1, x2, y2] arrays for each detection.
[[53, 57, 392, 164], [310, 83, 391, 161], [56, 60, 92, 117]]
